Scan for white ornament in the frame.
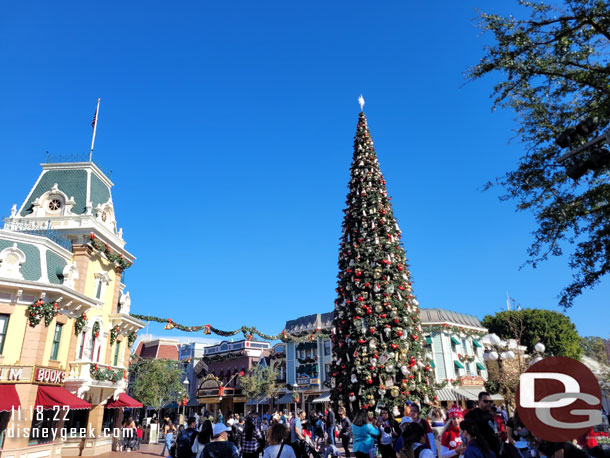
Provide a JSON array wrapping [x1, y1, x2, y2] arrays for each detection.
[[351, 374, 358, 384], [534, 342, 545, 353]]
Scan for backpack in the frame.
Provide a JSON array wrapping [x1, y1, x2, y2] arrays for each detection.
[[414, 444, 430, 458], [177, 429, 196, 458]]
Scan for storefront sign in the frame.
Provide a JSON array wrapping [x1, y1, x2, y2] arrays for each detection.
[[233, 396, 246, 402], [309, 378, 320, 386], [200, 397, 222, 403], [458, 375, 485, 386], [0, 365, 33, 383], [34, 367, 67, 385], [296, 375, 310, 386]]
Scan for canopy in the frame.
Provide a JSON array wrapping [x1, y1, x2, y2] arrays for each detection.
[[106, 393, 143, 409], [434, 388, 471, 401], [245, 397, 270, 406], [476, 362, 486, 371], [0, 385, 21, 412], [36, 386, 91, 410], [312, 392, 330, 404], [277, 393, 295, 404], [454, 360, 465, 369]]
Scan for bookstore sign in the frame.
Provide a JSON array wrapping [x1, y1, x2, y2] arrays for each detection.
[[0, 365, 66, 385]]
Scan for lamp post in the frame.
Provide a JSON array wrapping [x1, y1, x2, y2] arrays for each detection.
[[182, 377, 190, 424], [292, 383, 299, 414]]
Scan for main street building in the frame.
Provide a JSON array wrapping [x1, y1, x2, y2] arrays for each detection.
[[0, 158, 144, 457]]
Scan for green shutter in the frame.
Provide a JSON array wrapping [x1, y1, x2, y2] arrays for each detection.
[[450, 336, 460, 345], [426, 336, 432, 345], [454, 360, 465, 369], [473, 340, 482, 348], [429, 361, 436, 368], [476, 362, 485, 370]]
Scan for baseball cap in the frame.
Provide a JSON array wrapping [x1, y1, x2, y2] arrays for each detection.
[[213, 423, 231, 437], [400, 416, 413, 425]]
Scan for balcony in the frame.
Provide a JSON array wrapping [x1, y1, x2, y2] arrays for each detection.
[[65, 361, 127, 398]]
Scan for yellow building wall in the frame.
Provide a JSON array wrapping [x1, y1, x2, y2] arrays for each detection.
[[2, 305, 29, 364], [41, 317, 75, 367]]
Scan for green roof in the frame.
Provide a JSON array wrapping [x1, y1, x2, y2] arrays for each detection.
[[21, 169, 88, 216], [46, 250, 67, 284], [454, 360, 465, 369], [0, 239, 41, 281], [90, 173, 111, 210]]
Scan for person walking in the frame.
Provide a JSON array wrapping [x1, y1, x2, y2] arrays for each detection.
[[338, 407, 352, 458], [440, 406, 466, 458], [161, 419, 177, 457], [192, 420, 213, 458], [291, 410, 307, 458], [459, 419, 496, 458], [241, 416, 263, 458], [351, 409, 380, 458], [464, 392, 501, 457], [177, 417, 199, 458], [327, 408, 336, 445], [263, 423, 297, 458]]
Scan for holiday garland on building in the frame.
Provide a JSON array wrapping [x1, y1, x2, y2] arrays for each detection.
[[110, 325, 121, 345], [90, 364, 126, 383], [74, 313, 88, 335], [89, 233, 133, 270], [27, 300, 59, 327], [329, 110, 435, 413], [92, 321, 100, 339], [127, 330, 137, 347]]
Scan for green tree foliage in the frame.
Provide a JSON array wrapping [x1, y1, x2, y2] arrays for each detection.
[[330, 112, 435, 414], [130, 357, 186, 415], [581, 336, 609, 363], [469, 0, 610, 308], [481, 309, 582, 358], [238, 363, 280, 400]]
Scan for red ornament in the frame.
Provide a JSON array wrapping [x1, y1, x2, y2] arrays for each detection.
[[391, 344, 398, 349], [412, 335, 418, 340], [397, 330, 403, 336], [397, 265, 404, 271], [366, 378, 373, 384]]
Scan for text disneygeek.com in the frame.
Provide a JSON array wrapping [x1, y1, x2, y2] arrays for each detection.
[[6, 426, 133, 441]]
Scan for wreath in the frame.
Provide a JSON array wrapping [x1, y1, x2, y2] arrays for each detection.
[[92, 321, 101, 339], [27, 300, 59, 327], [127, 331, 137, 347], [74, 313, 88, 335], [110, 325, 121, 345]]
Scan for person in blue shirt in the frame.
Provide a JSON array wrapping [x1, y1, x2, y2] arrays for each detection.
[[351, 409, 380, 458], [459, 419, 496, 458], [291, 410, 307, 458]]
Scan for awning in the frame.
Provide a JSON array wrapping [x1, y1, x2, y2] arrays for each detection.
[[452, 388, 479, 401], [450, 336, 460, 345], [476, 362, 486, 371], [434, 388, 470, 401], [454, 388, 503, 401], [454, 360, 465, 369], [312, 392, 331, 403], [473, 340, 482, 348], [245, 397, 270, 406], [425, 337, 432, 345], [187, 398, 202, 407], [429, 361, 436, 368], [277, 392, 295, 404], [36, 386, 91, 410], [0, 385, 21, 412], [106, 393, 143, 409]]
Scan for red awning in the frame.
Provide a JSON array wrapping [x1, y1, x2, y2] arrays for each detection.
[[106, 393, 143, 409], [0, 385, 21, 412], [36, 386, 91, 410]]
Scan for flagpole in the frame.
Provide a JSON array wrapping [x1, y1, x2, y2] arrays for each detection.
[[89, 98, 100, 162]]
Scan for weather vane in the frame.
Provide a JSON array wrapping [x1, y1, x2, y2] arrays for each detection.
[[358, 94, 365, 111]]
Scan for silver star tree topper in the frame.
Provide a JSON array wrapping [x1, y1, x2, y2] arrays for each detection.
[[358, 94, 365, 111]]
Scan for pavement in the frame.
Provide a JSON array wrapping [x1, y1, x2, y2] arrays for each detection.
[[95, 443, 164, 458]]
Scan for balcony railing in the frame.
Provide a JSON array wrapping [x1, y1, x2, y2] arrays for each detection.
[[3, 220, 72, 251]]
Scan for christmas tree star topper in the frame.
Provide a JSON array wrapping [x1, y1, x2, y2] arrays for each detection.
[[358, 94, 365, 111]]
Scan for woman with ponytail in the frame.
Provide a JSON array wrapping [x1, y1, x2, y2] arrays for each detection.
[[440, 406, 466, 458], [459, 418, 496, 458]]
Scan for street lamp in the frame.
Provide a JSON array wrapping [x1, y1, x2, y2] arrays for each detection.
[[182, 377, 190, 424], [291, 383, 299, 414]]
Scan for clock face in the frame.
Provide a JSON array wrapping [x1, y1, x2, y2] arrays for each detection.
[[101, 211, 107, 222], [48, 199, 62, 211]]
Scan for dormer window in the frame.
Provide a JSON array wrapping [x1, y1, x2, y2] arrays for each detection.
[[48, 199, 62, 211]]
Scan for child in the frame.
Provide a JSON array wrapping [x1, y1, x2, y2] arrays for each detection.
[[324, 436, 341, 458], [135, 424, 143, 451]]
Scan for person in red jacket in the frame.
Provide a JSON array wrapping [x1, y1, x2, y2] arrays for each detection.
[[441, 406, 466, 458]]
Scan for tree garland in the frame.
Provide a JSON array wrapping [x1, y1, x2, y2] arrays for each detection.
[[110, 325, 121, 345], [89, 233, 133, 270], [74, 313, 88, 335], [27, 300, 59, 327], [130, 314, 332, 343], [90, 364, 126, 383], [434, 379, 462, 388]]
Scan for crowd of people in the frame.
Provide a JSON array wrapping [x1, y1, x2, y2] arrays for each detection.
[[155, 393, 609, 458]]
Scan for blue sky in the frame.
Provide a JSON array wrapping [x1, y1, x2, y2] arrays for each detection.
[[1, 1, 607, 340]]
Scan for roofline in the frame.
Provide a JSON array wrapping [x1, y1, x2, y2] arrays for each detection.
[[0, 277, 103, 309], [0, 228, 73, 259], [41, 161, 114, 188], [421, 321, 487, 332]]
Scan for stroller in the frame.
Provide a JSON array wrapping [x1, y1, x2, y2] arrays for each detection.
[[304, 434, 322, 458]]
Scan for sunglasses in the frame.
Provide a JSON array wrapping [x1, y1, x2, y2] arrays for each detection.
[[481, 400, 493, 404]]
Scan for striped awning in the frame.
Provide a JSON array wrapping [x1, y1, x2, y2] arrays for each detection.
[[277, 393, 295, 404], [312, 392, 331, 403], [435, 388, 471, 401], [245, 397, 270, 406]]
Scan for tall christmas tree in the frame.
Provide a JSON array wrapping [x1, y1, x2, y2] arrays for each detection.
[[330, 104, 435, 414]]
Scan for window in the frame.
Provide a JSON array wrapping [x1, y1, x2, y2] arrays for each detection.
[[95, 280, 103, 299], [89, 333, 96, 361], [323, 340, 331, 356], [64, 409, 89, 436], [78, 332, 86, 359], [48, 199, 62, 211], [0, 315, 9, 354], [29, 409, 59, 445], [50, 323, 63, 360], [0, 411, 10, 448], [462, 338, 468, 353], [113, 342, 121, 366]]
